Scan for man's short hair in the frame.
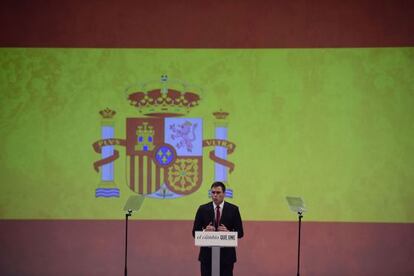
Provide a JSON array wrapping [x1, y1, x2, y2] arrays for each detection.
[[211, 181, 226, 192]]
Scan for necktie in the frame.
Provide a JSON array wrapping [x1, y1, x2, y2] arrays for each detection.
[[215, 206, 221, 230]]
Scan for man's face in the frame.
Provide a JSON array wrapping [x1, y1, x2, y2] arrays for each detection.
[[211, 186, 224, 205]]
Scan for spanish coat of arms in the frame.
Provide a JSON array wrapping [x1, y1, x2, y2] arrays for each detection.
[[92, 75, 236, 199]]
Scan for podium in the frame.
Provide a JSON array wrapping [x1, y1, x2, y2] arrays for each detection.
[[194, 231, 238, 276]]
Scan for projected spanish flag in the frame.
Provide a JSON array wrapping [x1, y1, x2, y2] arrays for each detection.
[[1, 1, 413, 275]]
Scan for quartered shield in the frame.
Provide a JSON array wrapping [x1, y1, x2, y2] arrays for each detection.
[[126, 117, 203, 196]]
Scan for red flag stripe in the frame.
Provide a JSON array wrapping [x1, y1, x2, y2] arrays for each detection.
[[1, 0, 414, 48]]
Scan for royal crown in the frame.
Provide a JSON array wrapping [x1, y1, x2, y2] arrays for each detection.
[[213, 110, 229, 120], [127, 75, 201, 117], [99, 108, 116, 119]]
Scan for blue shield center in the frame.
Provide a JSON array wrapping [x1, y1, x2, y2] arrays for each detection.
[[155, 145, 175, 166]]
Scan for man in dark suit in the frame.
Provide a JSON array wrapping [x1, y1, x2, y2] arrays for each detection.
[[192, 182, 244, 276]]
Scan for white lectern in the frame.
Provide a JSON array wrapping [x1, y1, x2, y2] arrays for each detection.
[[194, 231, 238, 276]]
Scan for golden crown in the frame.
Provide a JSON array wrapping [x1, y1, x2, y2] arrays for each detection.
[[127, 75, 201, 117], [99, 108, 116, 119], [213, 110, 229, 120]]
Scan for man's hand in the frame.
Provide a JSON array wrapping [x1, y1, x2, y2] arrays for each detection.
[[217, 224, 229, 232], [204, 222, 216, 232]]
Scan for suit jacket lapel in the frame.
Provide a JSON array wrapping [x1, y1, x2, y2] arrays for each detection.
[[220, 202, 228, 225], [208, 203, 215, 224]]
